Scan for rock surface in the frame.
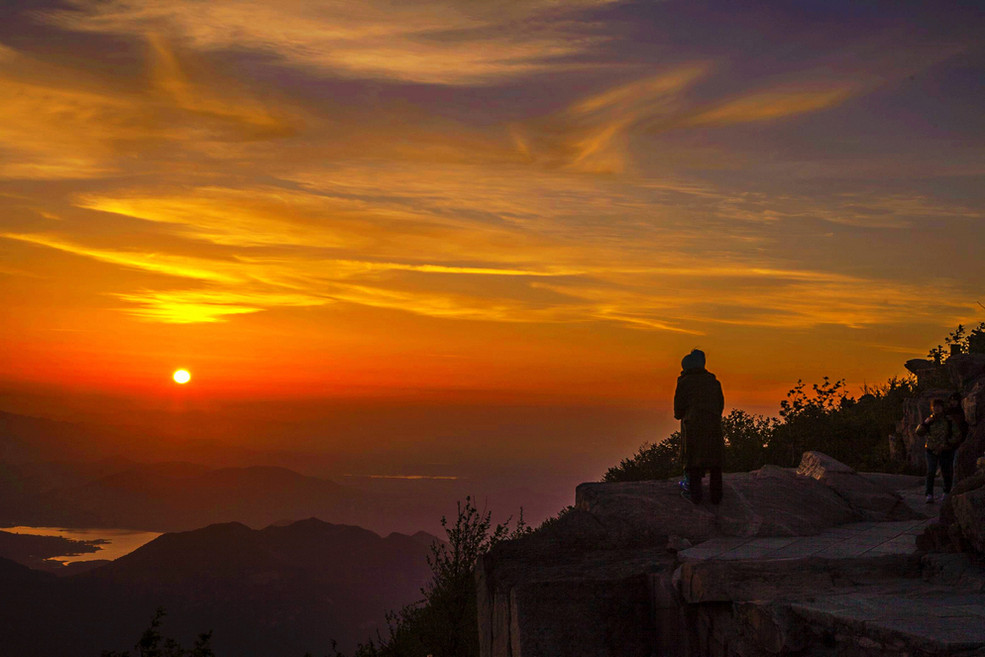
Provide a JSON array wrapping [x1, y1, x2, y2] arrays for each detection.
[[797, 451, 921, 521], [477, 453, 985, 657], [574, 457, 919, 549]]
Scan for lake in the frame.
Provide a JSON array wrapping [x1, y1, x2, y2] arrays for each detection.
[[0, 526, 162, 563]]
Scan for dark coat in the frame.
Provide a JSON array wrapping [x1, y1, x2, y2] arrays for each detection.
[[915, 413, 953, 454], [674, 367, 725, 468], [946, 406, 968, 449]]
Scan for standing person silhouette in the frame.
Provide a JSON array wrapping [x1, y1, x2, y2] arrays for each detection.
[[916, 398, 956, 503], [674, 349, 725, 504]]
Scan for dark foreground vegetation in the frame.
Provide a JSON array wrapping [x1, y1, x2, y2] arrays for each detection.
[[101, 499, 527, 657], [101, 608, 214, 657], [341, 497, 528, 657]]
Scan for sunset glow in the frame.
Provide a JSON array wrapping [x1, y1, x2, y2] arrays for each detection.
[[0, 1, 983, 465], [173, 370, 191, 385]]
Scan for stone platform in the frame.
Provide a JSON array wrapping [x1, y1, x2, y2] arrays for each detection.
[[476, 452, 985, 657]]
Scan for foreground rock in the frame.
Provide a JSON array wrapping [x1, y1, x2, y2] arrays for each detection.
[[574, 453, 920, 547], [477, 453, 985, 657]]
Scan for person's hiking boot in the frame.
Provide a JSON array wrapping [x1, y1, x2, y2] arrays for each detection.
[[925, 494, 934, 504]]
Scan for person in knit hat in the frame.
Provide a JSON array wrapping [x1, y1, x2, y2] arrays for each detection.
[[674, 349, 725, 504]]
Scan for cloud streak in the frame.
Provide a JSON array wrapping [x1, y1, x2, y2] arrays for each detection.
[[45, 0, 619, 85], [678, 87, 855, 128]]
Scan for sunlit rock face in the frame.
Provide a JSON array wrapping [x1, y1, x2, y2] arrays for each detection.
[[477, 452, 985, 657]]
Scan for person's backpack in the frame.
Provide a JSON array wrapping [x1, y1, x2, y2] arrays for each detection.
[[947, 412, 967, 449]]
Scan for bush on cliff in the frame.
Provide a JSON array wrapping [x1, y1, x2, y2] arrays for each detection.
[[101, 607, 214, 657], [602, 409, 778, 482], [770, 376, 914, 470], [928, 321, 985, 363], [348, 497, 527, 657]]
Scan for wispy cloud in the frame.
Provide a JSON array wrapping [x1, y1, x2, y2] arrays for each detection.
[[44, 0, 619, 85], [0, 38, 295, 180], [678, 86, 854, 128], [511, 64, 711, 172], [2, 233, 242, 283]]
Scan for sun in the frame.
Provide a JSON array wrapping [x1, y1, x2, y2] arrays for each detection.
[[172, 369, 191, 384]]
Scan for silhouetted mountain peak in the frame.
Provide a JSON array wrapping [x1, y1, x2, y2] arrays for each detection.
[[93, 521, 275, 583], [0, 556, 56, 584]]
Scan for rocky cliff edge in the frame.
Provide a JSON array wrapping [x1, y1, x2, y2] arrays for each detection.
[[476, 452, 985, 657]]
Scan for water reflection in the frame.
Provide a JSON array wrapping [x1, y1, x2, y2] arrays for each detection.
[[0, 526, 161, 563]]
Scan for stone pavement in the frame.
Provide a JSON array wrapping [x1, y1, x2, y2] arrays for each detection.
[[679, 518, 935, 561], [789, 589, 985, 653], [680, 477, 938, 562]]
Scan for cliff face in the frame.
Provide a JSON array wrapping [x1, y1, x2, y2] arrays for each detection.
[[476, 452, 985, 657]]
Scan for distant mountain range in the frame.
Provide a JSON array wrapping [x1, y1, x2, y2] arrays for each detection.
[[0, 410, 384, 531], [0, 518, 437, 656], [0, 409, 578, 537], [0, 410, 104, 463], [0, 410, 475, 535], [1, 459, 378, 531]]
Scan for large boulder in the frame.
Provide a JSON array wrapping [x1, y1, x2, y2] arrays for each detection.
[[716, 466, 861, 537], [963, 379, 985, 426], [574, 455, 921, 550], [955, 422, 985, 483], [574, 480, 720, 546], [575, 466, 861, 544], [953, 379, 985, 483], [796, 451, 853, 478], [904, 359, 952, 389], [904, 358, 936, 375], [920, 459, 985, 556], [796, 452, 922, 521], [951, 487, 985, 554]]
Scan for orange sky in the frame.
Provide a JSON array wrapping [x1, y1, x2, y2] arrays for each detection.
[[1, 1, 984, 464]]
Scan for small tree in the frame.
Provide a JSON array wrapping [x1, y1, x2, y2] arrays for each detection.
[[101, 608, 214, 657], [721, 409, 777, 472], [603, 432, 682, 482], [350, 497, 527, 657], [928, 322, 985, 361]]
